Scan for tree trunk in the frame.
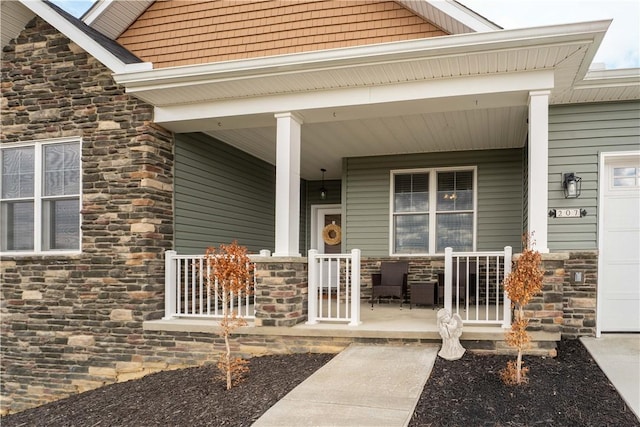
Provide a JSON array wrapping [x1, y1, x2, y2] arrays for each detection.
[[516, 306, 524, 384]]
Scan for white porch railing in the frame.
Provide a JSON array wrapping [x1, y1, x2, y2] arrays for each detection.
[[444, 246, 512, 328], [307, 249, 361, 326], [163, 250, 255, 320]]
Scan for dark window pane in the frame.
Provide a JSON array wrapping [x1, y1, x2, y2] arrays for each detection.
[[1, 147, 34, 198], [394, 173, 429, 212], [43, 198, 80, 250], [437, 171, 473, 211], [1, 201, 34, 251], [436, 213, 473, 252]]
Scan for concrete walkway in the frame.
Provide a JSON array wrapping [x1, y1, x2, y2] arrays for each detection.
[[252, 344, 438, 427], [581, 334, 640, 421]]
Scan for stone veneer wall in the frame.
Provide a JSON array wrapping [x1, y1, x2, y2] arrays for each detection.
[[1, 18, 174, 414], [253, 259, 308, 326]]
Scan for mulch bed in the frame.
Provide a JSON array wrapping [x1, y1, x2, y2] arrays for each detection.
[[410, 339, 639, 426], [3, 340, 639, 427]]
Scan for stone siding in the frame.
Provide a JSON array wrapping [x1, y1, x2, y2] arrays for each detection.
[[254, 260, 308, 327], [1, 18, 174, 414]]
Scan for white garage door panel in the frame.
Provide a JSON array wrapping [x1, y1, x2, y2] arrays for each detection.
[[603, 231, 640, 262], [600, 299, 640, 332], [602, 264, 640, 294], [600, 154, 640, 333]]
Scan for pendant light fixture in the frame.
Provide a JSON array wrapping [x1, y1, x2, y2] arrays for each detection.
[[320, 168, 327, 200]]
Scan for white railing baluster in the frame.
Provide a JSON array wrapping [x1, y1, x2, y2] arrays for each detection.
[[198, 258, 203, 315], [305, 250, 361, 325], [163, 251, 255, 320], [445, 247, 512, 326]]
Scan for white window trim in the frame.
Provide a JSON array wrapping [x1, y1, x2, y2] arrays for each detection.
[[0, 137, 82, 256], [389, 166, 477, 256]]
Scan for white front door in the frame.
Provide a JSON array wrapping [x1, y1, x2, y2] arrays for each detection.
[[598, 153, 640, 333], [312, 206, 342, 290], [312, 206, 342, 254]]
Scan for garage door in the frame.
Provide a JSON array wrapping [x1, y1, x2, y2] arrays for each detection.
[[599, 154, 640, 332]]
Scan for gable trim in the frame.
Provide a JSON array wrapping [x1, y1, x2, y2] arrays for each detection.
[[19, 0, 152, 74]]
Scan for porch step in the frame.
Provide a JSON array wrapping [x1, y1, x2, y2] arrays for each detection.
[[252, 344, 438, 427]]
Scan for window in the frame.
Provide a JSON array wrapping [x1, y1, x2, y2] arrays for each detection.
[[1, 139, 81, 253], [612, 167, 639, 188], [392, 168, 475, 254]]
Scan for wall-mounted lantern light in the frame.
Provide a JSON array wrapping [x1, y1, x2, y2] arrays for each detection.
[[320, 168, 327, 200], [563, 172, 582, 198]]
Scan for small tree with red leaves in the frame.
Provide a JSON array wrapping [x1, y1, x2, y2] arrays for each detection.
[[500, 234, 544, 385], [205, 241, 253, 390]]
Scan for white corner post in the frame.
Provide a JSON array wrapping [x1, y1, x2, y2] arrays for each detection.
[[273, 112, 303, 257], [444, 247, 453, 314], [306, 249, 318, 325], [349, 248, 361, 326], [163, 250, 177, 319], [502, 246, 513, 328], [528, 91, 550, 253]]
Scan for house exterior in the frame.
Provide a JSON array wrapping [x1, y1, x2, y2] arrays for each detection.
[[2, 0, 639, 414]]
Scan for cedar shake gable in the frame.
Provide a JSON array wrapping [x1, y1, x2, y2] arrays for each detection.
[[116, 0, 449, 68]]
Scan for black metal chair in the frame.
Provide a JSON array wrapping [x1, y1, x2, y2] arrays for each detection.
[[438, 260, 477, 306], [371, 262, 408, 308]]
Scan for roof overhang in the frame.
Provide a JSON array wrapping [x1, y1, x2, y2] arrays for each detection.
[[114, 21, 610, 109]]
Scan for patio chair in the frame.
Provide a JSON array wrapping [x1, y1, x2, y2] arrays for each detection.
[[437, 260, 477, 306], [371, 261, 408, 308]]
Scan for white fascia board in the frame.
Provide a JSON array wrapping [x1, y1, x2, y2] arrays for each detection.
[[19, 0, 152, 74], [114, 20, 608, 91], [82, 0, 111, 24], [579, 68, 640, 89], [152, 70, 554, 126], [424, 0, 500, 32]]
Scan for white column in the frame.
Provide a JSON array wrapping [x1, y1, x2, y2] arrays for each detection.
[[528, 91, 550, 253], [273, 112, 303, 257]]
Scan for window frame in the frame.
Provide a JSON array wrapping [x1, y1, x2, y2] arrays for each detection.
[[1, 137, 82, 255], [389, 166, 477, 256]]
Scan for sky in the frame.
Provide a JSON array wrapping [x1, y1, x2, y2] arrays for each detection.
[[51, 0, 639, 70]]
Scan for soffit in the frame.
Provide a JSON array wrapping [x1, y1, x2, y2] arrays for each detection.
[[83, 0, 154, 39], [1, 1, 35, 48]]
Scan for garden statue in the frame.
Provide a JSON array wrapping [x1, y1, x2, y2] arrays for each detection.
[[437, 308, 466, 360]]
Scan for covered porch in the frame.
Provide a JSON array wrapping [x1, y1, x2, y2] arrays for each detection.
[[150, 247, 560, 355], [114, 21, 609, 261]]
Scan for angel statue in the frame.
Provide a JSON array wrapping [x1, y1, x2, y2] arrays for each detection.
[[437, 308, 466, 360]]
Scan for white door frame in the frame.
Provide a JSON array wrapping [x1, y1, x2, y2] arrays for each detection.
[[310, 204, 341, 251], [596, 150, 640, 337]]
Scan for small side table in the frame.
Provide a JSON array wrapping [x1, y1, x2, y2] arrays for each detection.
[[410, 281, 437, 309]]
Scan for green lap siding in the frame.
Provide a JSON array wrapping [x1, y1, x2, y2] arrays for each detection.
[[174, 133, 276, 254], [548, 101, 640, 251], [344, 148, 525, 256]]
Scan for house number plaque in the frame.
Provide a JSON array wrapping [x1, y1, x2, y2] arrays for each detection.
[[548, 208, 587, 218]]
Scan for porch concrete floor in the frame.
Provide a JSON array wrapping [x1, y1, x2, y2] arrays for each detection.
[[145, 302, 560, 343]]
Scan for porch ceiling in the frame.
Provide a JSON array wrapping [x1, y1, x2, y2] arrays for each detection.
[[203, 98, 529, 180]]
